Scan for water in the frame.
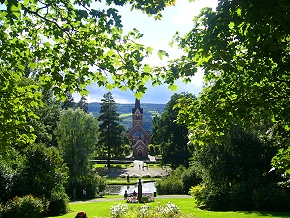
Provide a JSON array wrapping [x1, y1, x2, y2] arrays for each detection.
[[106, 182, 156, 195]]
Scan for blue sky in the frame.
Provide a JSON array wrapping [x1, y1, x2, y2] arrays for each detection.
[[76, 0, 218, 104]]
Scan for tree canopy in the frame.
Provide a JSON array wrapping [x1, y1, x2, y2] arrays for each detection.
[[55, 108, 100, 198], [98, 92, 127, 167], [173, 0, 290, 140], [0, 0, 175, 149], [151, 92, 196, 169], [171, 0, 290, 181]]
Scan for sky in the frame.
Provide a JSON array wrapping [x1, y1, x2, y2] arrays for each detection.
[[76, 0, 218, 104]]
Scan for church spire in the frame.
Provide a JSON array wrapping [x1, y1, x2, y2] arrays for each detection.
[[132, 98, 143, 114], [135, 98, 140, 110]]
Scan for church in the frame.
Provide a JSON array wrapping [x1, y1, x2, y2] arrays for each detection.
[[127, 99, 150, 159]]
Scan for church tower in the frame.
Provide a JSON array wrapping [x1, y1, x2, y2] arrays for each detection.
[[128, 99, 150, 159]]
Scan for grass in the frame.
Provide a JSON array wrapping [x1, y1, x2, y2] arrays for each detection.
[[47, 196, 290, 218], [93, 164, 130, 169], [119, 113, 132, 118]]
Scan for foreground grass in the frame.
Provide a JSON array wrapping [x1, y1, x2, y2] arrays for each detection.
[[48, 196, 290, 218]]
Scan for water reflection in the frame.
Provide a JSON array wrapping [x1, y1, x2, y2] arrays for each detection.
[[106, 182, 156, 195]]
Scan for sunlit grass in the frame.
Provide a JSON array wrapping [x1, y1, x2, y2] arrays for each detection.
[[119, 113, 131, 118], [48, 196, 290, 218]]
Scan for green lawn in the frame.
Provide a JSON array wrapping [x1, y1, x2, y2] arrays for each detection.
[[48, 196, 290, 218], [119, 113, 131, 118]]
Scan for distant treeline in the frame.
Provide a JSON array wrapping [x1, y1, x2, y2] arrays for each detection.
[[88, 102, 165, 131]]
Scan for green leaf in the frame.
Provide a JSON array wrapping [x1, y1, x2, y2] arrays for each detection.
[[134, 92, 144, 99], [157, 50, 169, 60], [168, 84, 178, 91], [143, 64, 152, 73], [146, 46, 153, 55]]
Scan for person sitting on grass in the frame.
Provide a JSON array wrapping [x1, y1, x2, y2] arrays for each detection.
[[75, 211, 88, 218]]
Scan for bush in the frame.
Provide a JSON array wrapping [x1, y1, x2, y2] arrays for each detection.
[[155, 177, 183, 195], [66, 173, 107, 199], [156, 167, 185, 195], [181, 167, 201, 193], [3, 195, 44, 218], [189, 185, 205, 206], [253, 185, 290, 211], [189, 185, 230, 211], [142, 173, 152, 178], [47, 188, 69, 216]]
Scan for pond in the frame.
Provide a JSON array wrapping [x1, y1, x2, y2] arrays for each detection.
[[106, 182, 156, 195]]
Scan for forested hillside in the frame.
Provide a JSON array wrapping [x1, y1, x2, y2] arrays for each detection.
[[88, 102, 165, 131]]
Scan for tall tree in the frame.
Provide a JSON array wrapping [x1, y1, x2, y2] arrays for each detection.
[[76, 95, 89, 113], [98, 92, 125, 168], [30, 88, 62, 147], [55, 108, 100, 198], [151, 92, 196, 169], [169, 0, 290, 176], [61, 92, 75, 110]]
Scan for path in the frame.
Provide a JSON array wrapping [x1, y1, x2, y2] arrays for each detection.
[[107, 159, 170, 178]]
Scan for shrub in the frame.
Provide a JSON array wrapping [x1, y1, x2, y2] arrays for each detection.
[[3, 195, 44, 218], [253, 185, 290, 211], [189, 185, 230, 211], [189, 185, 205, 206], [47, 188, 69, 216], [131, 173, 140, 178], [154, 173, 162, 178], [155, 177, 183, 195], [155, 167, 184, 195], [142, 173, 152, 178], [181, 167, 201, 193]]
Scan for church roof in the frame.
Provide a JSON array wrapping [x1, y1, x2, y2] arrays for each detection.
[[132, 98, 143, 114]]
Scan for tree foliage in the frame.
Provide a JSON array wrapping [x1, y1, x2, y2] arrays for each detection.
[[55, 108, 100, 198], [0, 144, 68, 210], [151, 92, 196, 169], [168, 0, 290, 177], [0, 77, 41, 148], [76, 95, 89, 113], [61, 92, 75, 110], [0, 0, 176, 149], [173, 0, 290, 140], [30, 88, 62, 147], [189, 126, 286, 211], [98, 92, 128, 167]]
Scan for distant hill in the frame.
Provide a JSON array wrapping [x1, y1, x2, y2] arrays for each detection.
[[88, 102, 166, 131]]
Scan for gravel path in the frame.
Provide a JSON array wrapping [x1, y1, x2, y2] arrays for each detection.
[[106, 159, 170, 178]]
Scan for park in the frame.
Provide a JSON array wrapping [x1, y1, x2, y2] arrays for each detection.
[[1, 0, 290, 217]]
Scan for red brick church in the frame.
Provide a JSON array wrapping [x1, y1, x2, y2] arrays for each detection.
[[127, 99, 150, 159]]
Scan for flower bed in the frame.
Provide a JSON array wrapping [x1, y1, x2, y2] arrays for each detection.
[[126, 196, 154, 203]]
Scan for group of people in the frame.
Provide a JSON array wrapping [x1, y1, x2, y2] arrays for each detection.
[[124, 190, 137, 199]]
